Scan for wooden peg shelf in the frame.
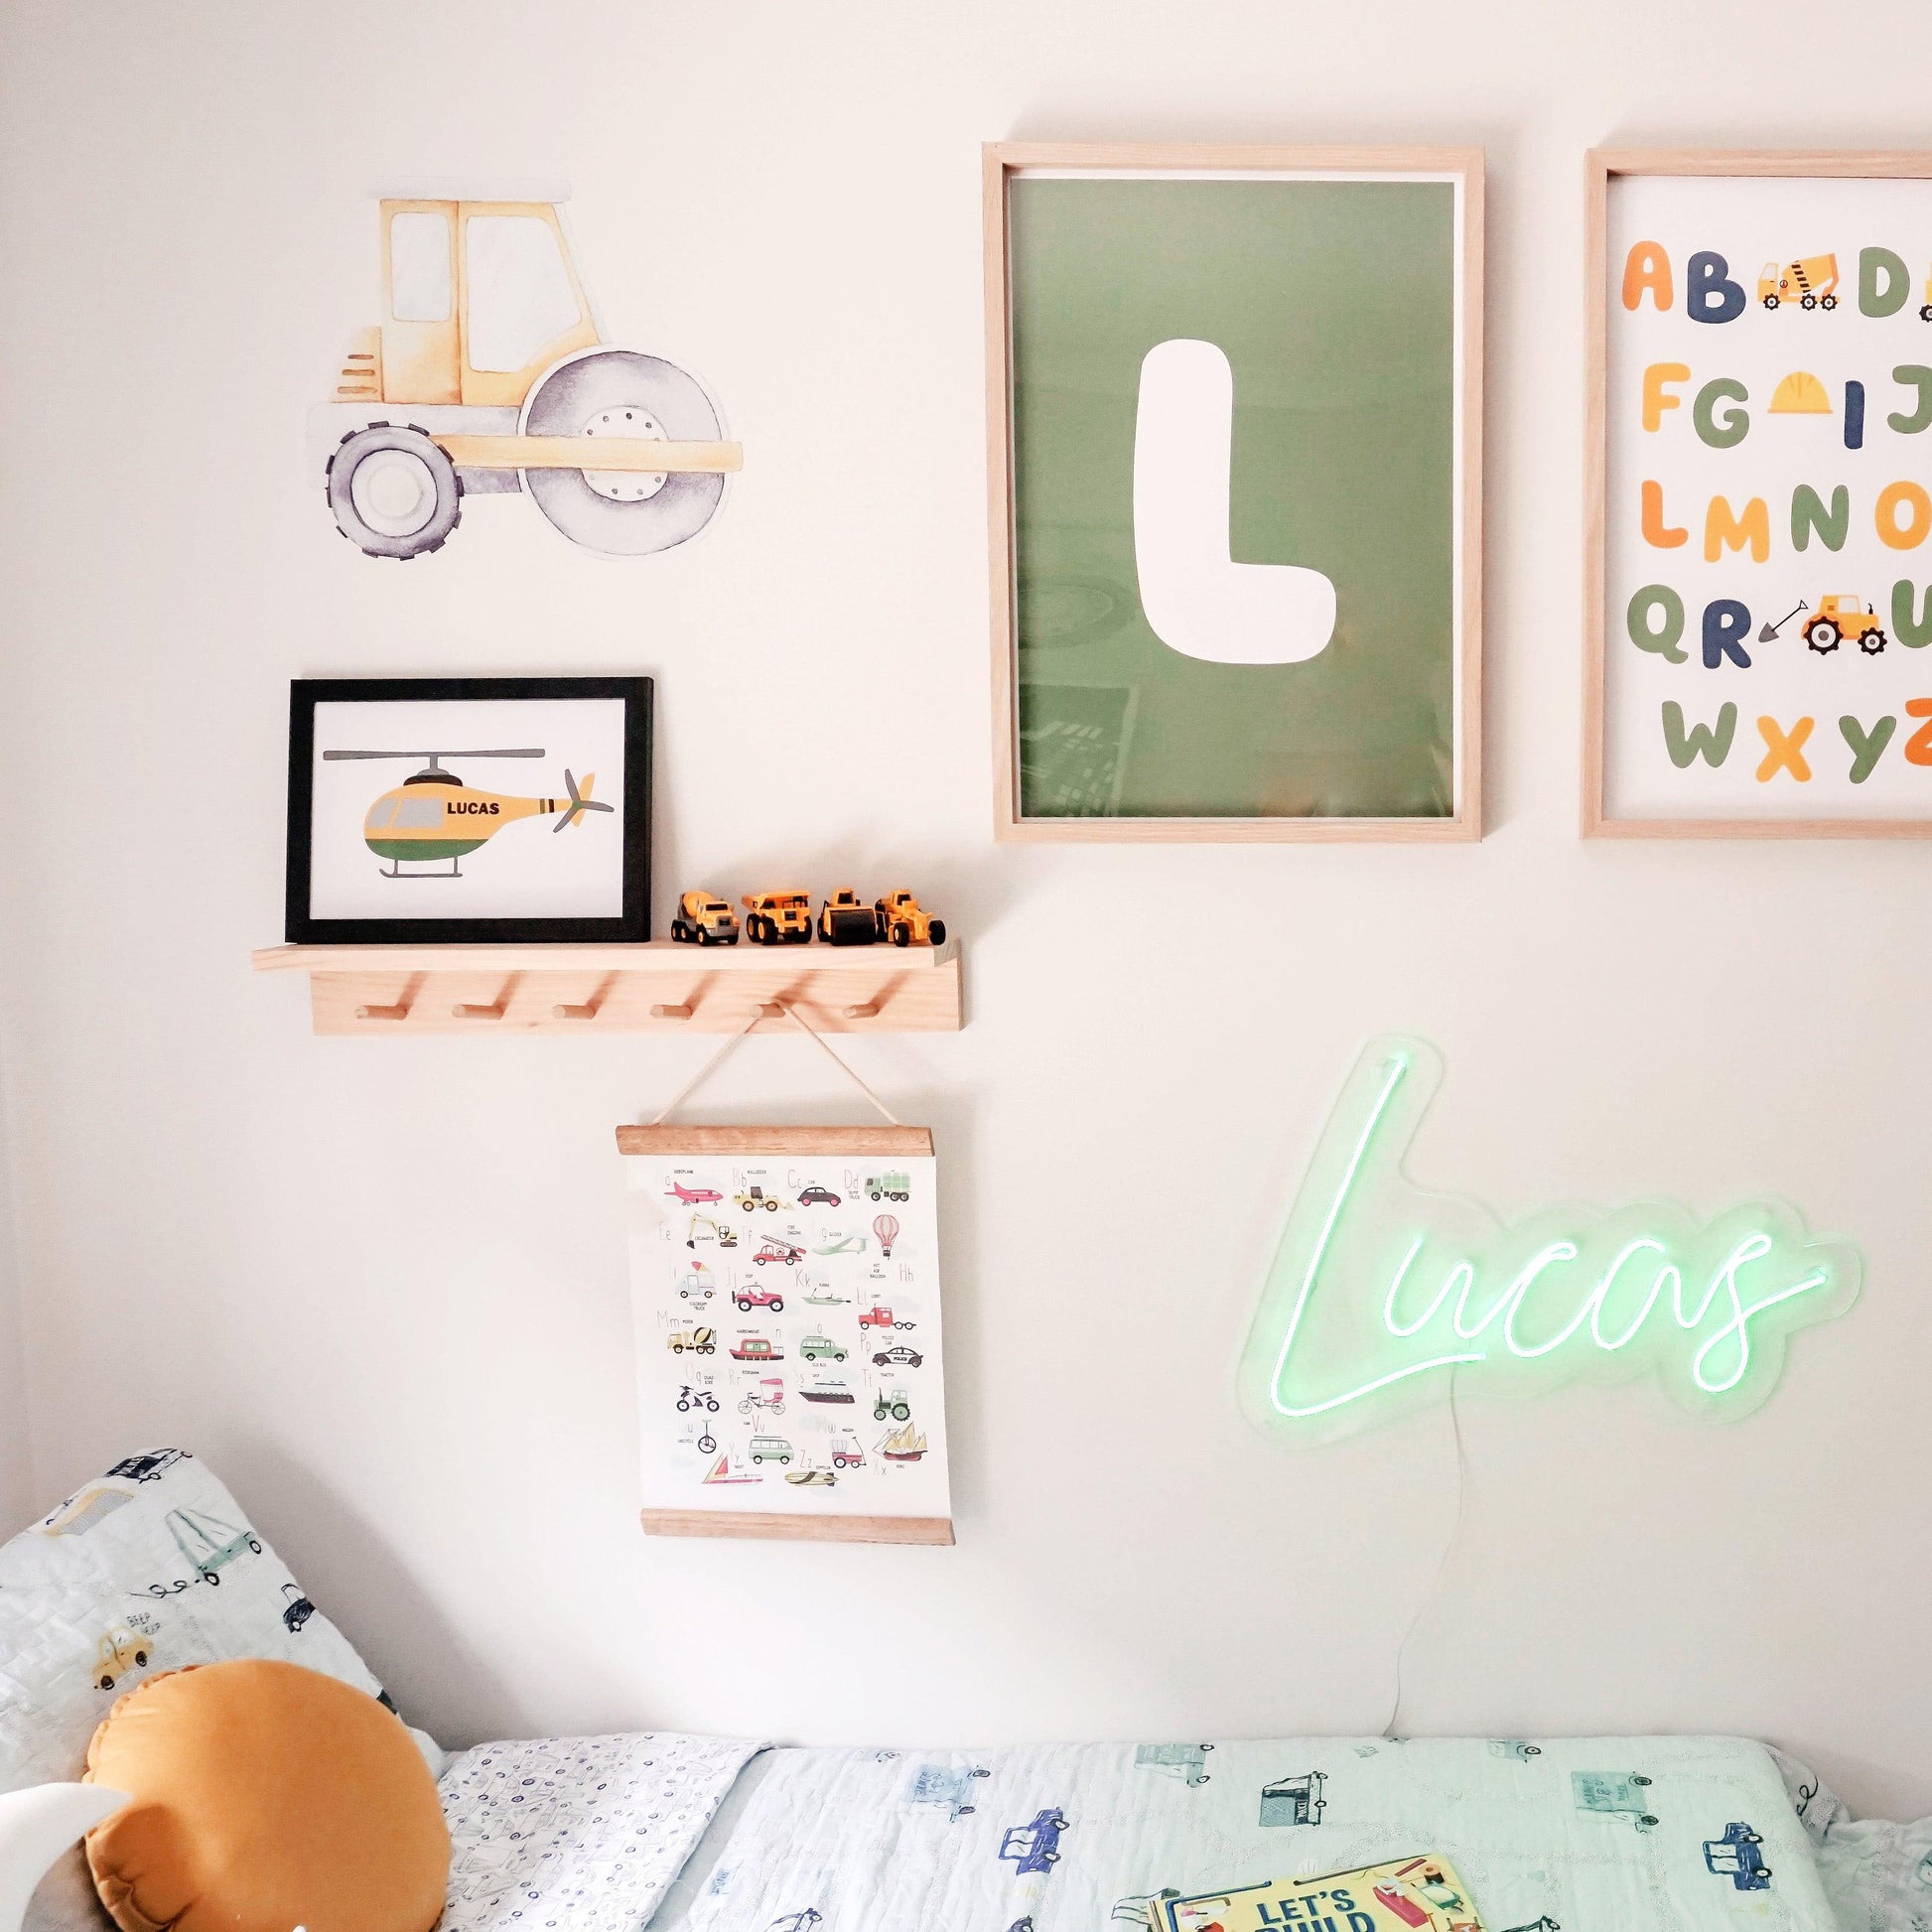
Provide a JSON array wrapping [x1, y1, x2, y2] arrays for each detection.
[[250, 939, 962, 1035]]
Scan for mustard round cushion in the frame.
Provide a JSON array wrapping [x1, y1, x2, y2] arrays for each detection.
[[83, 1660, 449, 1932]]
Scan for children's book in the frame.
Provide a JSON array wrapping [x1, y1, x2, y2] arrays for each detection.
[[1149, 1855, 1484, 1932]]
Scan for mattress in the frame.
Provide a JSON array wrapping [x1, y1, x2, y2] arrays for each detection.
[[642, 1733, 1842, 1932]]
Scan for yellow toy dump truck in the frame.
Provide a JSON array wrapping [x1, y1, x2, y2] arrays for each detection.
[[310, 185, 741, 560], [743, 892, 812, 945], [1757, 255, 1840, 310], [1802, 596, 1887, 655], [670, 891, 740, 945]]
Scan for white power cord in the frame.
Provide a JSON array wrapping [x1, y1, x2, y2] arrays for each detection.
[[1384, 1368, 1467, 1738]]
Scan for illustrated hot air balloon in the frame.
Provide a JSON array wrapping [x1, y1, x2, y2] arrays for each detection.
[[873, 1214, 899, 1258]]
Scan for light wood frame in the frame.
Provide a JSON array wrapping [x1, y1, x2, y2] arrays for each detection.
[[1584, 148, 1932, 839], [618, 1125, 954, 1548], [984, 141, 1485, 843]]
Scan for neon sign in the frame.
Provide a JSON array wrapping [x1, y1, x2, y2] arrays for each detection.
[[1237, 1036, 1860, 1443]]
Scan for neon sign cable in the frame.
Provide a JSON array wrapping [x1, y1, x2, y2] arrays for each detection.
[[1236, 1035, 1861, 1443]]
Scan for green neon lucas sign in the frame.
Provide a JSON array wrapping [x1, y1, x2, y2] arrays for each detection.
[[1237, 1036, 1861, 1443]]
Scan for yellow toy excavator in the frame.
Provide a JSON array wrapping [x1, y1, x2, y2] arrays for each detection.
[[310, 184, 742, 560]]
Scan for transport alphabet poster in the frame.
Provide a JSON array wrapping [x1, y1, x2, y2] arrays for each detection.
[[619, 1126, 954, 1544], [1597, 164, 1932, 830]]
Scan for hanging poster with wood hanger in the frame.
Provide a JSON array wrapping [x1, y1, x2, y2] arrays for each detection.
[[616, 1012, 954, 1545]]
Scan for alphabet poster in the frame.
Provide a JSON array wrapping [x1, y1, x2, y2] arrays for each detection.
[[617, 1126, 954, 1545], [1595, 159, 1932, 832], [988, 148, 1482, 838]]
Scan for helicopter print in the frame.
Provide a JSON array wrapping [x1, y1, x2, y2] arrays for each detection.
[[323, 746, 614, 878]]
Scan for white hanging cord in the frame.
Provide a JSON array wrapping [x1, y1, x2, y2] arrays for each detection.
[[649, 1002, 900, 1128], [776, 1002, 901, 1126], [649, 1009, 762, 1126], [1384, 1366, 1467, 1738]]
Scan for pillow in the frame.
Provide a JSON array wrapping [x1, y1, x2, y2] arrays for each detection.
[[0, 1449, 431, 1932], [84, 1661, 449, 1932]]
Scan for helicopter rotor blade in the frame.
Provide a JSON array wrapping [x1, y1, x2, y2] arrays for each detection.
[[321, 749, 547, 761]]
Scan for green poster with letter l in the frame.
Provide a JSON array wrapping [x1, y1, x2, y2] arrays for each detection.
[[985, 145, 1483, 839]]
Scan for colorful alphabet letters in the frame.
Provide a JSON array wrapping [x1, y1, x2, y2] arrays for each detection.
[[1599, 171, 1932, 826]]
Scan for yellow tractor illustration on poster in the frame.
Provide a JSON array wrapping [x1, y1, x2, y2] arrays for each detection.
[[309, 186, 741, 559], [324, 746, 614, 877]]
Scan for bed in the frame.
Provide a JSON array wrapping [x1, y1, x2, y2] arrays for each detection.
[[4, 1452, 1925, 1932]]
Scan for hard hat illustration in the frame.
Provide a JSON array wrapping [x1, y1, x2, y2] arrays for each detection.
[[1769, 370, 1832, 415]]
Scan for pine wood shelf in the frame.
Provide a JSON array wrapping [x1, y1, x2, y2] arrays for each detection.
[[251, 940, 963, 1035]]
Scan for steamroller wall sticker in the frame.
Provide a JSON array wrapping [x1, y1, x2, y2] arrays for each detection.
[[1237, 1035, 1861, 1445], [308, 183, 741, 559]]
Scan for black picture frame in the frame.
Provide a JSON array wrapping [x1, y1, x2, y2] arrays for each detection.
[[285, 676, 652, 944]]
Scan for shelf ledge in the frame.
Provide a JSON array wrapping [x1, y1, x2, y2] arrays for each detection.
[[251, 939, 962, 1035]]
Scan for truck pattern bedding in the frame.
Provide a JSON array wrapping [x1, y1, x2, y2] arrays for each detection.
[[646, 1735, 1842, 1932]]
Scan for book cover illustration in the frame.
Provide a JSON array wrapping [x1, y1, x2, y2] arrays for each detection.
[[1152, 1855, 1484, 1932]]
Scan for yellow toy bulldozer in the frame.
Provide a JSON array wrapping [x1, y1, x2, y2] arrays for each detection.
[[310, 185, 742, 559]]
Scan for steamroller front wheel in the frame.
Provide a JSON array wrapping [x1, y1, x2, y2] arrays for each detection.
[[522, 350, 728, 556], [326, 424, 462, 560]]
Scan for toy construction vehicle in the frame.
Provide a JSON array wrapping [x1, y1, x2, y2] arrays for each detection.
[[734, 1184, 791, 1214], [819, 890, 881, 946], [1922, 264, 1932, 322], [1757, 254, 1840, 310], [743, 892, 812, 945], [670, 891, 739, 945], [875, 891, 946, 947], [1803, 595, 1887, 654], [311, 188, 741, 560]]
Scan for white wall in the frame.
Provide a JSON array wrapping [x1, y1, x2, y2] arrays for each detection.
[[2, 0, 1929, 1819], [0, 1051, 31, 1530]]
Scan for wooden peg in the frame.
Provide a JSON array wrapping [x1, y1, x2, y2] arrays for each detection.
[[452, 1002, 506, 1020], [650, 1003, 694, 1021], [843, 1001, 881, 1021], [552, 1003, 599, 1020], [355, 1003, 410, 1022], [752, 1003, 785, 1020]]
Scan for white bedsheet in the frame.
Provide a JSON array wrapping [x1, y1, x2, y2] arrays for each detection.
[[440, 1731, 760, 1932], [648, 1734, 1841, 1932]]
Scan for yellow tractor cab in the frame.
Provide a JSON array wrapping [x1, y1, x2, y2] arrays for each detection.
[[818, 890, 881, 946], [743, 892, 812, 946], [310, 184, 741, 560], [671, 891, 740, 945]]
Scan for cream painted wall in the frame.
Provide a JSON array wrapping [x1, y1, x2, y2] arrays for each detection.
[[1, 0, 1928, 1818], [0, 1058, 30, 1530]]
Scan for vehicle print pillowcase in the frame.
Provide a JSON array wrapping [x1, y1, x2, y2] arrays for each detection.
[[0, 1449, 415, 1932]]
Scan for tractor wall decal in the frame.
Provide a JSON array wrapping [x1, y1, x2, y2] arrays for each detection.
[[310, 185, 741, 560]]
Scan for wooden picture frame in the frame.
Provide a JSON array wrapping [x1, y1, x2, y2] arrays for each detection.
[[286, 675, 652, 943], [618, 1124, 954, 1547], [1585, 149, 1932, 838], [984, 142, 1484, 842]]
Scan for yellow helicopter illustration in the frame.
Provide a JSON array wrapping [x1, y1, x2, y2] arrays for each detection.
[[324, 746, 614, 878]]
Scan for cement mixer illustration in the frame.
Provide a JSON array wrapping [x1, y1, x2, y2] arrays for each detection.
[[310, 187, 740, 559], [1757, 254, 1840, 311]]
